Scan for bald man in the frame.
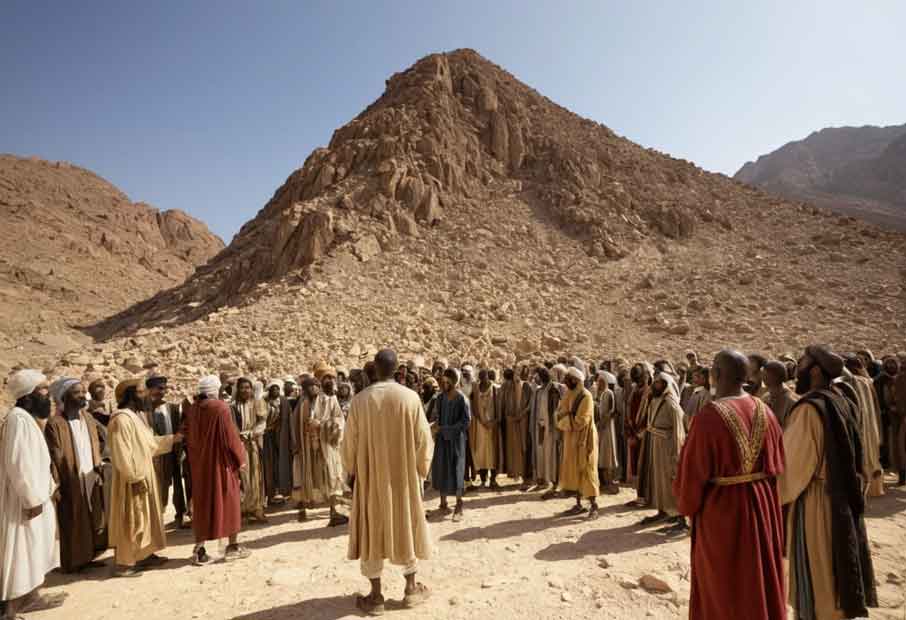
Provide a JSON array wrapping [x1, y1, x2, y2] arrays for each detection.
[[674, 349, 786, 619]]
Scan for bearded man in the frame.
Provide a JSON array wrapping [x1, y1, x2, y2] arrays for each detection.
[[555, 367, 599, 519], [530, 366, 562, 497], [107, 379, 182, 577], [780, 345, 877, 619], [44, 379, 107, 572], [638, 372, 686, 531], [231, 377, 267, 523], [469, 369, 500, 489], [263, 379, 292, 504], [429, 368, 470, 522], [1, 371, 67, 618]]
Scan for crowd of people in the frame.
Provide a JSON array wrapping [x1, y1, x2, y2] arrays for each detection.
[[1, 344, 904, 619]]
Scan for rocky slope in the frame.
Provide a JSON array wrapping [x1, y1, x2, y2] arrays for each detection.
[[0, 155, 224, 373], [38, 50, 906, 392], [735, 124, 906, 230]]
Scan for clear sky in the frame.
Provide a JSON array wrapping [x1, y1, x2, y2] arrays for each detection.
[[2, 1, 903, 242]]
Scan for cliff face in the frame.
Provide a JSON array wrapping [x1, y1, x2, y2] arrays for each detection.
[[735, 124, 906, 230], [66, 50, 904, 389], [0, 154, 223, 361]]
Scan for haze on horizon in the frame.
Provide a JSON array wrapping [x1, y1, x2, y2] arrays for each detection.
[[2, 0, 903, 242]]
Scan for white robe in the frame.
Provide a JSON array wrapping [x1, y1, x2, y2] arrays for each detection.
[[0, 408, 59, 600]]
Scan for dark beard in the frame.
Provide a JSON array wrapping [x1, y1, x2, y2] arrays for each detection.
[[795, 373, 812, 395], [651, 388, 665, 398], [31, 394, 52, 419]]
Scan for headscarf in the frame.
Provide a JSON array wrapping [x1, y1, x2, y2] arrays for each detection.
[[313, 362, 335, 381], [551, 364, 568, 383], [805, 345, 844, 380], [7, 369, 46, 401], [566, 367, 585, 384], [145, 374, 168, 389], [653, 371, 680, 400], [266, 378, 284, 392], [283, 375, 297, 386], [423, 376, 439, 390], [599, 371, 617, 386], [197, 375, 221, 398], [50, 377, 80, 408]]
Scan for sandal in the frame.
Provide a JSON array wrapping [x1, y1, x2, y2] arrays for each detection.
[[328, 513, 349, 527], [355, 593, 385, 616], [224, 544, 252, 562], [560, 504, 585, 517], [403, 582, 431, 608]]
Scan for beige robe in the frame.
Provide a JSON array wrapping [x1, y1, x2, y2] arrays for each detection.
[[233, 398, 266, 515], [295, 393, 346, 504], [762, 386, 797, 428], [851, 375, 884, 497], [596, 389, 618, 473], [107, 408, 176, 567], [556, 386, 599, 498], [341, 381, 433, 564], [470, 384, 499, 470], [642, 394, 686, 515], [779, 402, 844, 620]]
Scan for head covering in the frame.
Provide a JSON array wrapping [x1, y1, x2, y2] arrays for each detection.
[[423, 376, 439, 390], [266, 378, 284, 391], [50, 377, 80, 407], [301, 376, 318, 390], [197, 375, 222, 398], [145, 374, 168, 389], [551, 363, 568, 382], [600, 371, 617, 385], [805, 345, 844, 380], [7, 369, 47, 401], [442, 367, 461, 386], [283, 375, 297, 386], [653, 372, 681, 400], [336, 366, 349, 378], [312, 361, 335, 381], [566, 367, 585, 384], [115, 378, 143, 404]]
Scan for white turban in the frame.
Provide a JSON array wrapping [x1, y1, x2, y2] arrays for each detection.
[[461, 365, 474, 374], [266, 379, 284, 391], [8, 369, 47, 401], [599, 371, 617, 385], [283, 375, 297, 386], [50, 377, 80, 407], [654, 372, 680, 400], [197, 375, 221, 398], [567, 367, 585, 384]]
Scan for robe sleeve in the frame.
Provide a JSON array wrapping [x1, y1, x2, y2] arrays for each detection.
[[778, 403, 822, 506], [44, 419, 63, 485], [109, 415, 145, 483], [673, 407, 714, 517], [252, 400, 267, 437], [340, 402, 358, 476], [414, 397, 434, 479], [152, 434, 177, 457], [5, 414, 52, 508]]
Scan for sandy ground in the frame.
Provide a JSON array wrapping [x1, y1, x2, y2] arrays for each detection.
[[32, 475, 906, 620]]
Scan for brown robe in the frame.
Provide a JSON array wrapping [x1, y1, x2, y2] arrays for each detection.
[[501, 379, 530, 478], [45, 412, 107, 572]]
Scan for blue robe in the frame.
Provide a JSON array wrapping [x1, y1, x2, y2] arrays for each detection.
[[431, 391, 471, 494]]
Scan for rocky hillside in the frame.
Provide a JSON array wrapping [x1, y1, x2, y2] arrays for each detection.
[[0, 155, 224, 372], [42, 50, 905, 392], [735, 124, 906, 230]]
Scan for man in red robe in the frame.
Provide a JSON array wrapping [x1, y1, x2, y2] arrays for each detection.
[[673, 349, 786, 620], [181, 376, 250, 566]]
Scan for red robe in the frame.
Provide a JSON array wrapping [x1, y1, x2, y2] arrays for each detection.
[[673, 396, 786, 620], [181, 399, 245, 541]]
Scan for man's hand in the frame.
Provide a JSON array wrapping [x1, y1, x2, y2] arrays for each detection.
[[23, 504, 43, 520], [173, 433, 184, 444]]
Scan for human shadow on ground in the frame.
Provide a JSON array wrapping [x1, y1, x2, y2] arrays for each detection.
[[244, 523, 345, 550], [865, 485, 906, 519], [229, 594, 353, 620], [44, 556, 194, 585], [534, 522, 677, 561], [440, 512, 587, 543]]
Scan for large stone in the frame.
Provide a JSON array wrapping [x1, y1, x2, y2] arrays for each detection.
[[352, 235, 381, 262]]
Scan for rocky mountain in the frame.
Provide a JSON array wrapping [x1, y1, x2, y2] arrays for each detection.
[[735, 124, 906, 230], [0, 155, 224, 372], [37, 50, 906, 393]]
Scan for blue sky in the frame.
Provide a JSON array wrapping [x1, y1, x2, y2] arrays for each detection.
[[2, 1, 903, 242]]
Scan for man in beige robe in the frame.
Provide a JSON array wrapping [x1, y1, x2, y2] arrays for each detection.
[[555, 367, 600, 519], [638, 372, 686, 532], [469, 369, 500, 489], [841, 356, 884, 497], [341, 350, 433, 615], [780, 345, 877, 620], [595, 372, 619, 494], [107, 379, 182, 577]]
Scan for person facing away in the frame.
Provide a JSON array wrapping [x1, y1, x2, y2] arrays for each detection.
[[779, 345, 877, 620], [341, 349, 433, 616], [44, 378, 107, 574], [429, 367, 471, 522], [181, 375, 250, 566], [673, 349, 786, 620], [1, 370, 67, 619]]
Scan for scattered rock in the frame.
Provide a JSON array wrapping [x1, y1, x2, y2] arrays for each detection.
[[639, 574, 673, 594]]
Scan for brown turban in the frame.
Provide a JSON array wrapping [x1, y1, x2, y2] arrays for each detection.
[[805, 345, 844, 379]]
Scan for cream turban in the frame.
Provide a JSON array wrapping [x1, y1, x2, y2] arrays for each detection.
[[8, 369, 47, 401], [599, 371, 617, 385], [566, 367, 585, 384], [283, 376, 297, 386], [266, 379, 284, 391], [197, 375, 222, 397], [551, 364, 568, 382], [50, 377, 80, 407]]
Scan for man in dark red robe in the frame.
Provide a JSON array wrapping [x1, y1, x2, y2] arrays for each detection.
[[181, 376, 249, 565], [673, 349, 786, 620]]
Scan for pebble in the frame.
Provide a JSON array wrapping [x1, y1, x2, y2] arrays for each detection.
[[560, 591, 573, 603], [886, 572, 904, 585], [639, 574, 673, 594], [548, 578, 564, 589]]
